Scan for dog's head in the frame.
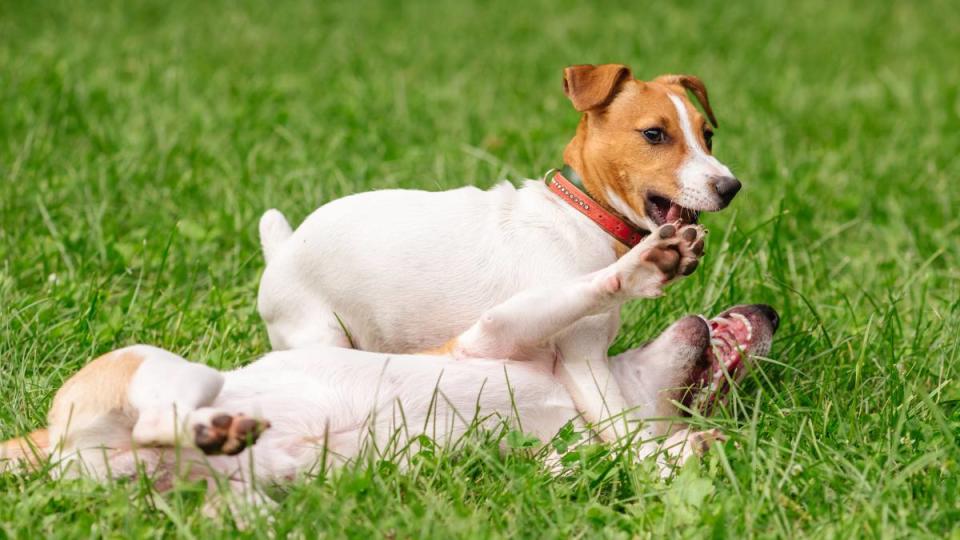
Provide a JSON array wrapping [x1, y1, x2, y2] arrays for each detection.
[[562, 64, 740, 231], [612, 304, 779, 418]]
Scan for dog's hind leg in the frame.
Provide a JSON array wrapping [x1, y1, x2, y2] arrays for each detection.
[[126, 349, 269, 456], [258, 255, 355, 351], [32, 346, 224, 474], [124, 347, 227, 448], [259, 294, 355, 351], [3, 346, 263, 477]]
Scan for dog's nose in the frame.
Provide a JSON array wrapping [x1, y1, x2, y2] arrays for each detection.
[[754, 304, 780, 332], [710, 176, 742, 205]]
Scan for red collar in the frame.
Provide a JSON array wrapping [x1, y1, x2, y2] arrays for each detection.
[[547, 170, 647, 247]]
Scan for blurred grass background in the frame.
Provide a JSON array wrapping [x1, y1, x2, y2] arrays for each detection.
[[1, 0, 959, 537]]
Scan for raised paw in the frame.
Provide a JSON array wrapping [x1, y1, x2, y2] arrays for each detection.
[[609, 223, 706, 298], [642, 223, 706, 282], [676, 224, 706, 276], [193, 413, 270, 456]]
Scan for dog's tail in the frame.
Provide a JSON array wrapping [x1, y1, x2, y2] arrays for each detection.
[[0, 428, 50, 472], [259, 209, 293, 264]]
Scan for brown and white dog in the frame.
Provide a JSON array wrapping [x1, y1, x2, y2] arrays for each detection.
[[1, 225, 778, 509], [257, 64, 742, 440]]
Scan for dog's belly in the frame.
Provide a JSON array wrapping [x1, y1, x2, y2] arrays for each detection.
[[259, 181, 618, 352], [209, 347, 576, 475]]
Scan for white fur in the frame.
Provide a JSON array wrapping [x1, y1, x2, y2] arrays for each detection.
[[56, 322, 708, 488], [43, 235, 725, 489], [32, 245, 778, 511], [258, 180, 637, 439], [43, 345, 225, 479], [668, 94, 735, 211], [128, 348, 225, 448], [603, 187, 646, 228], [60, 347, 588, 489]]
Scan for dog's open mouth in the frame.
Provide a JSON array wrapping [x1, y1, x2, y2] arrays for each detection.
[[701, 313, 753, 387], [685, 308, 770, 413], [646, 195, 699, 226], [673, 304, 777, 413]]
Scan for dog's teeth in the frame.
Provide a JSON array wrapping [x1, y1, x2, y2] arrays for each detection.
[[717, 334, 737, 350], [729, 312, 753, 341]]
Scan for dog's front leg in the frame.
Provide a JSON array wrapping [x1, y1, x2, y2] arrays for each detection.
[[553, 318, 633, 442], [552, 224, 706, 442], [449, 223, 705, 360]]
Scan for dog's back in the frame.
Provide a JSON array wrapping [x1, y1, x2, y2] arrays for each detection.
[[257, 181, 618, 352]]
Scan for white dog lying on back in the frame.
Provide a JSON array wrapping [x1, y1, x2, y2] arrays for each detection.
[[1, 223, 778, 510], [256, 64, 743, 440]]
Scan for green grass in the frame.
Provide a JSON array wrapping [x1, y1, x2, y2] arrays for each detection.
[[1, 0, 959, 536]]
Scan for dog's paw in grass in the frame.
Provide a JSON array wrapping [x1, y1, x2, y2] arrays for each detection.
[[193, 411, 270, 456]]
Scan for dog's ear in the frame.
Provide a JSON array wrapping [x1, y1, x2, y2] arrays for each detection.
[[563, 64, 633, 112], [655, 74, 718, 128]]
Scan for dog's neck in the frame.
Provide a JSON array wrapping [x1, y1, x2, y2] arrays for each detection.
[[607, 350, 652, 411], [548, 167, 646, 248]]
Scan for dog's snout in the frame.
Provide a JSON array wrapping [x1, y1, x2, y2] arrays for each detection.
[[710, 176, 742, 205], [674, 315, 710, 349], [754, 304, 779, 332]]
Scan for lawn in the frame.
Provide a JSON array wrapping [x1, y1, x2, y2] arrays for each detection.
[[1, 0, 959, 536]]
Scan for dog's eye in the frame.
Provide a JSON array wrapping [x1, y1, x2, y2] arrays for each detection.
[[703, 130, 714, 151], [639, 128, 666, 144]]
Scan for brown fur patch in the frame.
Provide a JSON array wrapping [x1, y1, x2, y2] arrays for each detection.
[[613, 242, 631, 259], [563, 64, 633, 112], [0, 428, 49, 470], [421, 337, 459, 356], [2, 349, 146, 470], [655, 74, 717, 127], [47, 348, 145, 433]]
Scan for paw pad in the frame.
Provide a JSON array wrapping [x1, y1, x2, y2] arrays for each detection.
[[194, 413, 270, 456]]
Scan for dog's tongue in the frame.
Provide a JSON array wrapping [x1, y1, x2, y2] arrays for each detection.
[[665, 204, 683, 222], [665, 203, 698, 224]]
